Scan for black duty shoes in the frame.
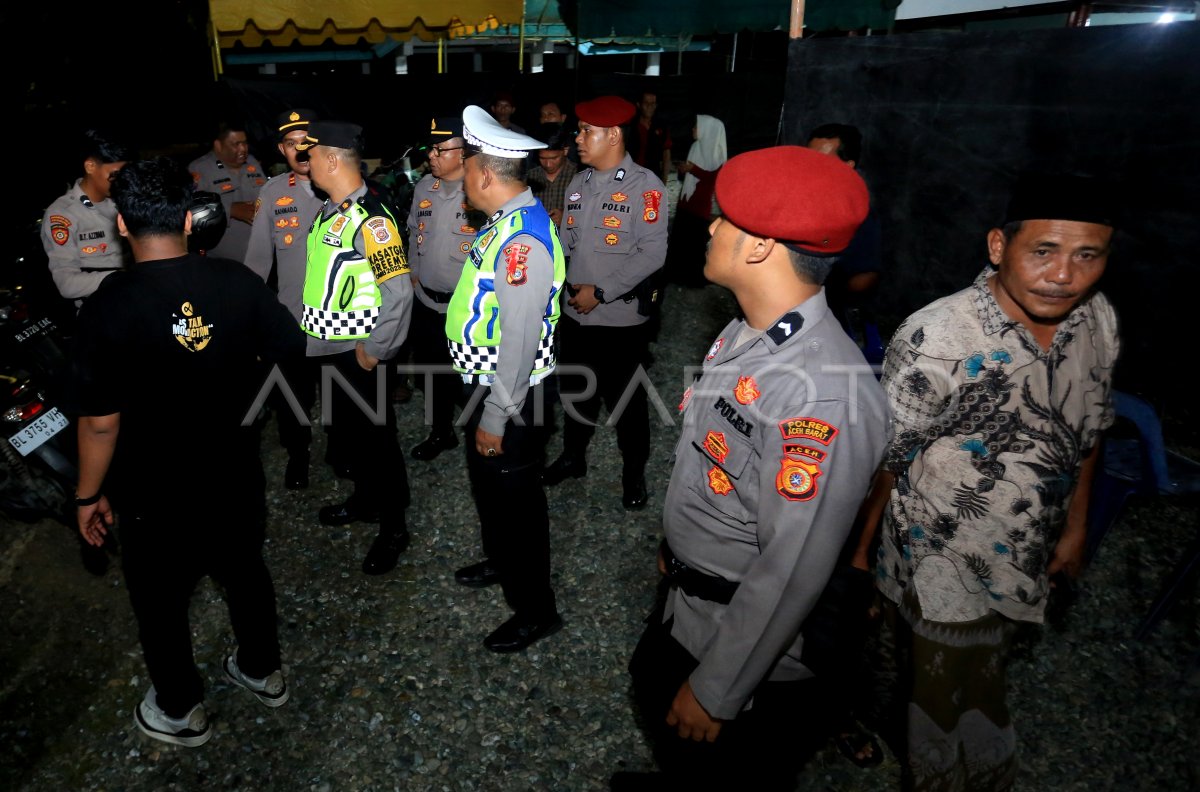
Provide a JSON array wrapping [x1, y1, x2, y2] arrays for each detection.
[[361, 528, 410, 575], [541, 454, 587, 486], [454, 559, 502, 588], [483, 612, 563, 653], [411, 431, 459, 461]]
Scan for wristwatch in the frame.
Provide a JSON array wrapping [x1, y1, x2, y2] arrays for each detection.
[[593, 286, 606, 303]]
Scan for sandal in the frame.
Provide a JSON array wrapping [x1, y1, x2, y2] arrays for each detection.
[[835, 727, 884, 768]]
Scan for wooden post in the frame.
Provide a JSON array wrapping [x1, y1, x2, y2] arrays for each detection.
[[790, 0, 806, 39]]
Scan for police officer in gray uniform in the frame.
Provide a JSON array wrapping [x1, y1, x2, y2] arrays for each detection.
[[188, 120, 267, 264], [543, 96, 668, 510], [406, 116, 483, 461], [244, 108, 326, 489], [610, 146, 890, 790], [41, 129, 133, 308], [448, 106, 567, 653]]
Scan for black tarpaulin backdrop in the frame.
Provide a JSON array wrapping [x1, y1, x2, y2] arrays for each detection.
[[784, 21, 1200, 407]]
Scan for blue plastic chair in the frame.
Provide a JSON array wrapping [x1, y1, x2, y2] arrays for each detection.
[[1085, 390, 1200, 638]]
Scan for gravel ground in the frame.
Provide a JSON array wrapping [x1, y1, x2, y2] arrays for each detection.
[[2, 282, 1198, 791]]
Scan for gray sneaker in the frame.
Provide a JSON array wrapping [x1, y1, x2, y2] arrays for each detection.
[[134, 686, 211, 747], [223, 654, 290, 708]]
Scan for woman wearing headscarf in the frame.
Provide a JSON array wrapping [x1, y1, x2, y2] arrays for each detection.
[[665, 114, 728, 286]]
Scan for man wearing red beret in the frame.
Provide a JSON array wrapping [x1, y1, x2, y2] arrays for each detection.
[[611, 146, 890, 790], [542, 95, 669, 510]]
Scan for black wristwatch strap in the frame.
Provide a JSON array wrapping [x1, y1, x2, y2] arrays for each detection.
[[75, 491, 103, 506]]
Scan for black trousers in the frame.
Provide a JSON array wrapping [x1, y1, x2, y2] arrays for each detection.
[[409, 299, 457, 436], [271, 357, 316, 458], [320, 350, 410, 529], [118, 472, 280, 719], [555, 315, 650, 471], [628, 600, 835, 791], [462, 382, 557, 621]]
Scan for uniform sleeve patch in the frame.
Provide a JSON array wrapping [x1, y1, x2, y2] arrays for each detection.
[[643, 190, 662, 223], [364, 216, 410, 283], [734, 376, 760, 405], [504, 243, 530, 285], [776, 457, 821, 501], [708, 466, 735, 496], [678, 386, 693, 412], [48, 215, 71, 246], [778, 417, 839, 446]]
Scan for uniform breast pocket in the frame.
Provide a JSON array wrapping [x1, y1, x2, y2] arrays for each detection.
[[688, 429, 755, 523], [591, 225, 634, 255]]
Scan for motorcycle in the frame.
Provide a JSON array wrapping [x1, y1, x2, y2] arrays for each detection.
[[0, 222, 110, 574]]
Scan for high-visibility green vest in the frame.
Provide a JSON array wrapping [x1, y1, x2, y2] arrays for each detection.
[[445, 204, 565, 383], [302, 196, 405, 340]]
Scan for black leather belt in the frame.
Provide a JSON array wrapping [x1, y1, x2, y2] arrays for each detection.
[[422, 285, 454, 304], [660, 539, 739, 604]]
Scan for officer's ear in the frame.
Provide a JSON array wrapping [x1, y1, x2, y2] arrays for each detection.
[[83, 157, 99, 176], [745, 236, 774, 265]]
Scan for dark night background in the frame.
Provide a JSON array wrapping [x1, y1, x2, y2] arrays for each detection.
[[9, 3, 1199, 446]]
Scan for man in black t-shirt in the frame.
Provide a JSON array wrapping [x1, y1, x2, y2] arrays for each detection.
[[73, 158, 305, 748]]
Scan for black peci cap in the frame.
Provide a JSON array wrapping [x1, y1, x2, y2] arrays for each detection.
[[1003, 171, 1120, 228]]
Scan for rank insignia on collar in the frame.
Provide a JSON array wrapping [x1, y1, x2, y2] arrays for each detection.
[[778, 417, 839, 446], [703, 431, 729, 464], [708, 466, 735, 496], [611, 192, 628, 202], [585, 171, 593, 182], [432, 179, 441, 190], [776, 457, 821, 501], [569, 192, 581, 201], [734, 376, 760, 405], [766, 311, 804, 344], [615, 168, 626, 181], [705, 338, 724, 361]]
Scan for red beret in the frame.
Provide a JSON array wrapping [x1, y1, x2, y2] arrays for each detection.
[[715, 146, 869, 255], [575, 96, 636, 128]]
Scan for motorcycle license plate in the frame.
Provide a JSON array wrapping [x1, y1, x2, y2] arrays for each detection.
[[8, 408, 69, 457]]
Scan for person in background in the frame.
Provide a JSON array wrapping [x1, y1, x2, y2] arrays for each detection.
[[73, 157, 303, 748], [489, 91, 525, 134], [866, 172, 1120, 791], [405, 116, 481, 462], [665, 114, 727, 287], [526, 123, 577, 229], [244, 108, 325, 490], [539, 101, 567, 125], [806, 123, 883, 355], [610, 145, 888, 790], [543, 96, 668, 511], [627, 90, 672, 185], [296, 121, 415, 577], [447, 106, 565, 653], [42, 129, 133, 308], [187, 120, 267, 263]]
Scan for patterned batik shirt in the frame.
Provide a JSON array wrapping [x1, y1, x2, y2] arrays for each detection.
[[876, 267, 1120, 624]]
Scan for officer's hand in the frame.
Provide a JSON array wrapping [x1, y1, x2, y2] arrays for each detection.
[[666, 681, 722, 742], [77, 496, 114, 547], [567, 284, 600, 314], [657, 545, 667, 576], [475, 427, 504, 458], [548, 208, 563, 227], [355, 342, 379, 371]]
